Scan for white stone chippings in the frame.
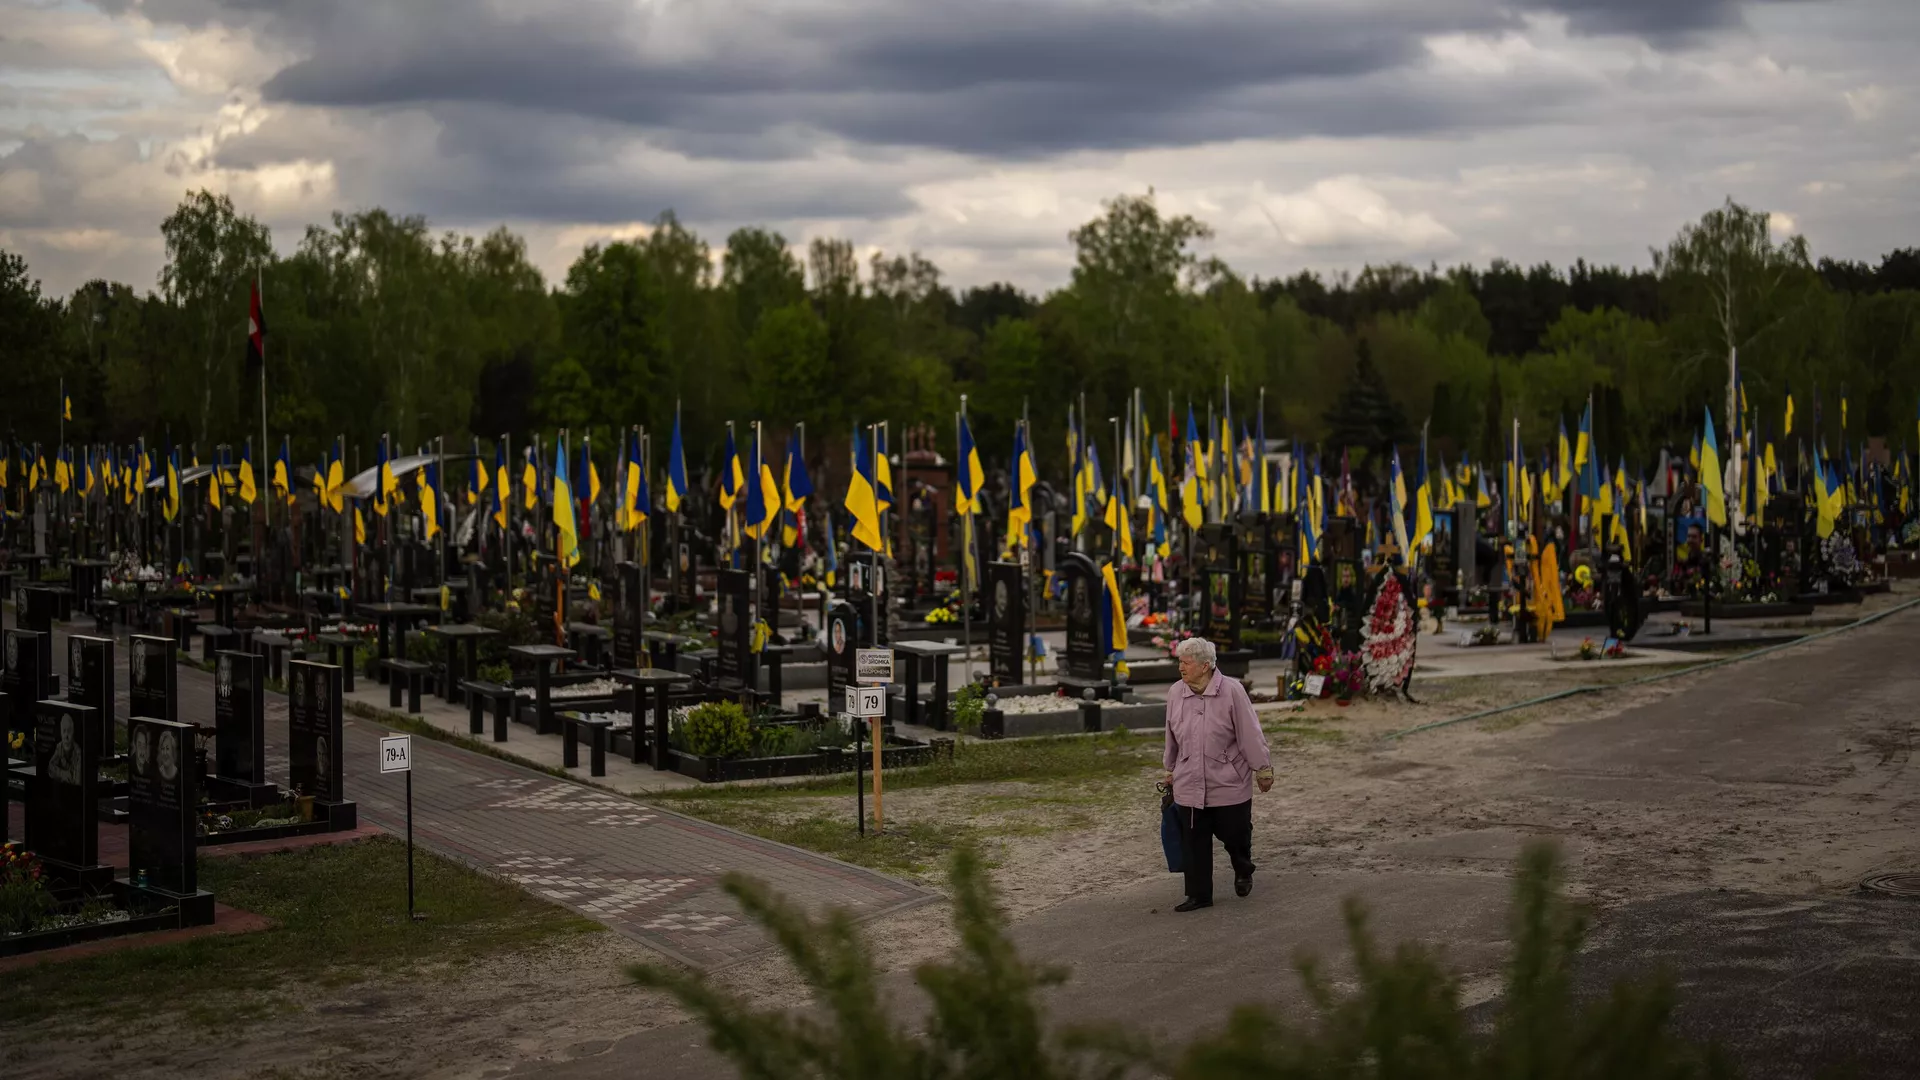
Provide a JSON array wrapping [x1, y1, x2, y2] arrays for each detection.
[[993, 694, 1079, 715]]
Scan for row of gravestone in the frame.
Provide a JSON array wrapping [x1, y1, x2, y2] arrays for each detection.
[[2, 626, 350, 923]]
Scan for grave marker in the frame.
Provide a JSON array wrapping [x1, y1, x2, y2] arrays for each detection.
[[1197, 523, 1240, 648], [715, 568, 752, 688], [2, 628, 50, 739], [28, 700, 102, 876], [211, 649, 277, 806], [987, 561, 1026, 686], [824, 600, 856, 714], [127, 716, 197, 896], [614, 560, 643, 668], [67, 634, 115, 759], [1058, 551, 1103, 681], [287, 660, 347, 813], [127, 634, 178, 723]]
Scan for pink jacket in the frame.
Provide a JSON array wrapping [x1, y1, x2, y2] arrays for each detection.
[[1164, 671, 1271, 808]]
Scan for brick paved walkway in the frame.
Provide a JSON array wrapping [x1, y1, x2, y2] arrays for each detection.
[[12, 617, 934, 969]]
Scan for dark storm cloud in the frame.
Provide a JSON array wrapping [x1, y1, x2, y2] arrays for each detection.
[[239, 0, 1517, 157], [1517, 0, 1759, 40]]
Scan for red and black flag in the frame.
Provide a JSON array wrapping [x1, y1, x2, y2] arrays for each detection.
[[246, 271, 266, 380]]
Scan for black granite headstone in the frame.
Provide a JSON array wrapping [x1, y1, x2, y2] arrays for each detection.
[[825, 600, 856, 713], [1427, 508, 1458, 586], [671, 518, 696, 609], [128, 716, 196, 894], [2, 628, 49, 737], [28, 700, 101, 868], [614, 560, 643, 670], [288, 660, 344, 802], [127, 634, 178, 723], [23, 585, 57, 638], [1238, 514, 1269, 628], [1058, 551, 1102, 681], [987, 561, 1026, 686], [67, 634, 115, 757], [214, 649, 267, 784], [1323, 516, 1359, 562], [849, 553, 888, 646], [715, 568, 751, 687]]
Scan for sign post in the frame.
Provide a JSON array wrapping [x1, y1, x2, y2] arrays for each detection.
[[851, 648, 892, 833], [379, 734, 419, 919]]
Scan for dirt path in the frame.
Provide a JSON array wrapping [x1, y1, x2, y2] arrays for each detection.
[[16, 594, 1918, 1079]]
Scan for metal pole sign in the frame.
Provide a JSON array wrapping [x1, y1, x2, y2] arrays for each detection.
[[849, 651, 891, 831], [379, 734, 422, 920]]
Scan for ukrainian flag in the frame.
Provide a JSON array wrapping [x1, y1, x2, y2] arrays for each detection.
[[845, 428, 884, 552], [666, 408, 688, 513], [955, 415, 984, 515], [1005, 423, 1036, 551], [552, 434, 580, 567], [1700, 408, 1727, 528]]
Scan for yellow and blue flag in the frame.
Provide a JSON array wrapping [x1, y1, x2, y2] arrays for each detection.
[[718, 425, 743, 511], [552, 433, 580, 567], [955, 415, 984, 515], [1005, 423, 1036, 550], [665, 408, 688, 513], [1700, 408, 1727, 527], [845, 427, 884, 552]]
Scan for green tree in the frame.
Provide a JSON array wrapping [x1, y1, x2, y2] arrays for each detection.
[[1325, 342, 1410, 466], [0, 250, 66, 444], [158, 189, 274, 445], [1653, 198, 1823, 436], [746, 301, 831, 431], [632, 843, 1735, 1080]]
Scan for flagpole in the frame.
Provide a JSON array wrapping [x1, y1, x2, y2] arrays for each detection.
[[960, 395, 975, 680], [639, 424, 650, 652], [1110, 415, 1122, 565], [437, 434, 447, 593], [753, 419, 765, 655], [260, 267, 271, 533], [1023, 400, 1037, 682]]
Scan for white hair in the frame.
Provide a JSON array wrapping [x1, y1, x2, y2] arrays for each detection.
[[1175, 637, 1217, 668]]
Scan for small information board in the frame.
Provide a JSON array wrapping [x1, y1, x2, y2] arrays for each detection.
[[855, 648, 893, 685], [380, 734, 413, 774], [848, 685, 888, 718]]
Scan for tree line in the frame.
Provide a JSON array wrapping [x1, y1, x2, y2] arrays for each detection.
[[3, 191, 1916, 490]]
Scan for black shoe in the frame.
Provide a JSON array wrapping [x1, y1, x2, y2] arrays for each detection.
[[1235, 876, 1253, 898], [1174, 897, 1213, 912]]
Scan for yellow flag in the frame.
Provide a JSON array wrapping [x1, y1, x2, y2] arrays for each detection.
[[1103, 487, 1133, 559], [419, 469, 440, 541], [354, 506, 366, 544]]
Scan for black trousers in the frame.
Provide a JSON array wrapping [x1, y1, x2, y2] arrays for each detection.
[[1180, 799, 1254, 902]]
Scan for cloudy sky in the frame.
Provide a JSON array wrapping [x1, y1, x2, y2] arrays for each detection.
[[2, 0, 1916, 298]]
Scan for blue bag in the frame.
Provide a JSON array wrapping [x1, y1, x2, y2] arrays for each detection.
[[1160, 797, 1185, 873]]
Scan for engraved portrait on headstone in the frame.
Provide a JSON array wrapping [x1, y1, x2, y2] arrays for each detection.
[[47, 712, 83, 785]]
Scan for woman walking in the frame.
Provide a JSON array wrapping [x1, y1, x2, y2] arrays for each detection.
[[1162, 637, 1273, 912]]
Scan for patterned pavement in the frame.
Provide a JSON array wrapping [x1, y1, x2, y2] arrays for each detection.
[[17, 617, 935, 969]]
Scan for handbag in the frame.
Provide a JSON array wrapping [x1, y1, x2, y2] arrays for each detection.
[[1159, 790, 1185, 873]]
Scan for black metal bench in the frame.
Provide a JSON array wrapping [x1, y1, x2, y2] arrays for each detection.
[[562, 712, 616, 776], [252, 631, 292, 682], [314, 633, 360, 693], [92, 599, 119, 636], [197, 624, 237, 663], [385, 658, 430, 714], [461, 680, 516, 742]]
